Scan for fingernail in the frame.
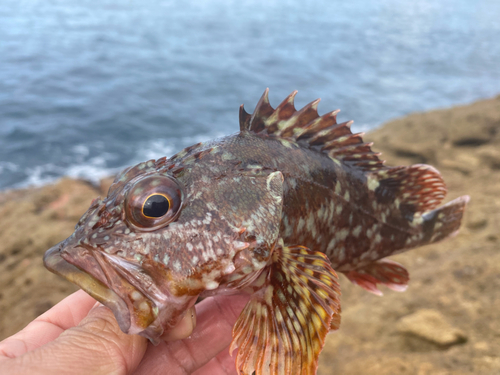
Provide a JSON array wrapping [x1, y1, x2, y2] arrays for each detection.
[[89, 300, 105, 311]]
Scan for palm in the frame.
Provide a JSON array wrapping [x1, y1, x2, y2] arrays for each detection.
[[0, 290, 250, 375]]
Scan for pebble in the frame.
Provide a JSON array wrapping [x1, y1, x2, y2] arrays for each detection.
[[396, 309, 467, 347]]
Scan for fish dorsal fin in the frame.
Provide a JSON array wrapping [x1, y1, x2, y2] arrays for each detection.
[[370, 164, 447, 214], [239, 89, 385, 172]]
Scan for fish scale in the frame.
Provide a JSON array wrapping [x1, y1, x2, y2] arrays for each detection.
[[44, 90, 468, 375]]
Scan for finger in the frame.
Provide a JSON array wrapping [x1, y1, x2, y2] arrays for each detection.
[[134, 294, 250, 375], [3, 303, 147, 375], [161, 306, 196, 342], [0, 290, 96, 359], [192, 345, 238, 375]]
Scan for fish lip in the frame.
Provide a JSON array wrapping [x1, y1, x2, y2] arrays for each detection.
[[44, 241, 131, 333]]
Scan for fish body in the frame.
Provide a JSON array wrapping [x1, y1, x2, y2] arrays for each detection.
[[44, 90, 468, 374]]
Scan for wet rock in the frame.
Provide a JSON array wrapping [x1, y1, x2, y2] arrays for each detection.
[[397, 309, 467, 348]]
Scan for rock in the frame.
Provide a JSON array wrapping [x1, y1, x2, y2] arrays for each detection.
[[473, 341, 489, 352], [477, 145, 500, 170], [99, 176, 115, 196], [396, 309, 467, 348]]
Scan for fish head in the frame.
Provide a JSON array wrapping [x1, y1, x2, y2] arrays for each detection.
[[44, 158, 284, 342]]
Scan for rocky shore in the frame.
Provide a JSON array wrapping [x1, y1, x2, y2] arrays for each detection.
[[1, 95, 499, 374]]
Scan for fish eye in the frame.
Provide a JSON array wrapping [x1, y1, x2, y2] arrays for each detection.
[[125, 175, 183, 231], [143, 194, 170, 218]]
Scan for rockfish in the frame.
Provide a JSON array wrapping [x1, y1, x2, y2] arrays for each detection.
[[44, 90, 469, 374]]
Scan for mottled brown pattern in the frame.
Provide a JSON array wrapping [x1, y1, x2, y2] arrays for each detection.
[[44, 90, 468, 374]]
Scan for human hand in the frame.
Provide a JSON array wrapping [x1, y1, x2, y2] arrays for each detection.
[[0, 290, 250, 375]]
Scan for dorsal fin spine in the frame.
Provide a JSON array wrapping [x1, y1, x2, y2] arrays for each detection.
[[239, 105, 251, 131], [279, 99, 321, 137], [240, 90, 384, 173]]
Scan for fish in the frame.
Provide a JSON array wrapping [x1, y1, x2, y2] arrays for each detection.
[[44, 89, 469, 375]]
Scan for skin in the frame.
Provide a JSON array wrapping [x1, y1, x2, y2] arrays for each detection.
[[0, 290, 250, 375]]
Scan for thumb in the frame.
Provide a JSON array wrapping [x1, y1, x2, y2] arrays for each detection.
[[6, 303, 148, 375]]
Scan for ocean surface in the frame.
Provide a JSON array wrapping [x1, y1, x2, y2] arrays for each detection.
[[1, 0, 499, 190]]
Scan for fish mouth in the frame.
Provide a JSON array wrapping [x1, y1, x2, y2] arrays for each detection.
[[44, 240, 198, 343], [44, 243, 132, 332]]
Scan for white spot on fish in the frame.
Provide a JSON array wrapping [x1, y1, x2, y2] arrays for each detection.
[[337, 246, 346, 262], [394, 198, 401, 208], [173, 260, 181, 272], [224, 263, 235, 274], [327, 238, 336, 253], [297, 217, 305, 232], [202, 213, 212, 225], [306, 213, 315, 235], [336, 204, 343, 215], [205, 280, 219, 290], [279, 139, 293, 148], [367, 176, 380, 191], [163, 254, 170, 265], [131, 291, 142, 301], [221, 151, 234, 161], [335, 181, 342, 195], [336, 228, 349, 241]]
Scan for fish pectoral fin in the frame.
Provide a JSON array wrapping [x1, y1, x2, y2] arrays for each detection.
[[330, 305, 341, 331], [230, 242, 341, 375], [344, 259, 409, 296]]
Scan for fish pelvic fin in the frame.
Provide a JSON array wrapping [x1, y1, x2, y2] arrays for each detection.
[[239, 89, 386, 172], [230, 242, 341, 375], [344, 259, 409, 296]]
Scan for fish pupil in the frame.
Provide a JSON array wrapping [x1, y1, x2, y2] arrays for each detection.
[[143, 195, 169, 217]]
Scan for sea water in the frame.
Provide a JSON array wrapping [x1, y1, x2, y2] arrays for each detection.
[[1, 0, 499, 189]]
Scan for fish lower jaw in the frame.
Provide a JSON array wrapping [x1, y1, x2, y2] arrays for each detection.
[[44, 242, 132, 333], [44, 241, 198, 344]]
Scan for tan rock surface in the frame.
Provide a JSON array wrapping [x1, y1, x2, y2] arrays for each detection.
[[396, 309, 467, 347], [1, 95, 499, 373]]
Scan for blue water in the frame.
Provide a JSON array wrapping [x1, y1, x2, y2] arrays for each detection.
[[1, 0, 499, 190]]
